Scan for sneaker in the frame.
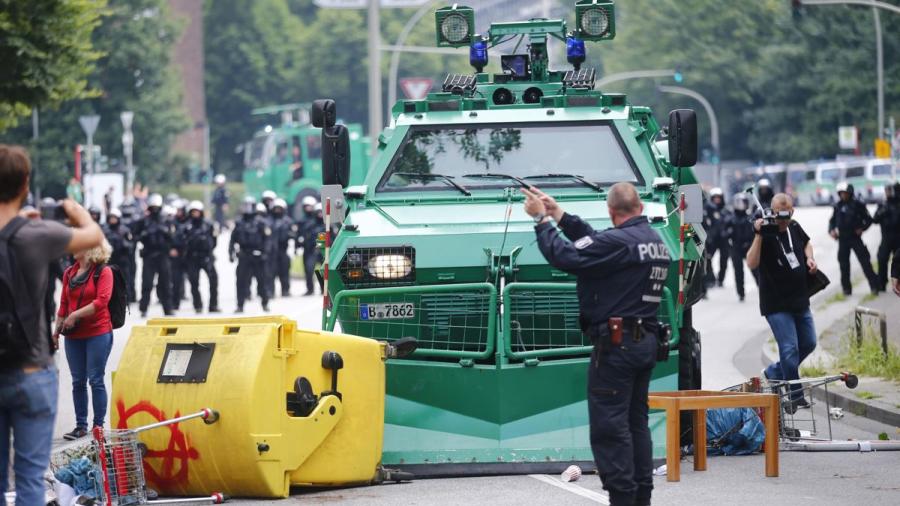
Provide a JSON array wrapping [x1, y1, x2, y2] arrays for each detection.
[[163, 310, 175, 317], [304, 290, 315, 296], [63, 427, 88, 441]]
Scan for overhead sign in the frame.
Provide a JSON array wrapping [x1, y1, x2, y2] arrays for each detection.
[[838, 126, 858, 150], [313, 0, 429, 7], [399, 77, 434, 100]]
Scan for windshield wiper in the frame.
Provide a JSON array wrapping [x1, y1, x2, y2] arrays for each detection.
[[393, 172, 471, 196], [461, 173, 532, 188], [524, 173, 604, 192]]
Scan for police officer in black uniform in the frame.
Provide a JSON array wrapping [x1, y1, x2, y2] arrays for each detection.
[[132, 193, 175, 317], [212, 174, 230, 229], [725, 192, 755, 301], [183, 200, 219, 313], [169, 200, 189, 310], [88, 205, 102, 223], [703, 187, 730, 288], [873, 182, 900, 291], [828, 182, 879, 295], [297, 199, 324, 296], [229, 198, 272, 312], [524, 184, 669, 506], [102, 208, 135, 303], [270, 198, 297, 297]]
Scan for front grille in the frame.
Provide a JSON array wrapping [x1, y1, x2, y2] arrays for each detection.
[[507, 289, 587, 352]]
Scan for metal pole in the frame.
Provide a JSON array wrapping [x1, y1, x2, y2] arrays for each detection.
[[387, 0, 440, 108], [31, 108, 39, 201], [367, 0, 382, 152], [86, 132, 94, 206], [203, 123, 211, 207], [658, 85, 721, 187], [874, 7, 884, 139]]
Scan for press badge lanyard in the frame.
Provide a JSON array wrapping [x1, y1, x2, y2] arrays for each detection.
[[777, 228, 801, 270]]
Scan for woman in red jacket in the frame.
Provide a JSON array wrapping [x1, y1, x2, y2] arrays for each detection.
[[55, 239, 114, 440]]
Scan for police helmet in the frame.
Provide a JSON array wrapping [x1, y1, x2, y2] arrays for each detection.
[[173, 199, 186, 210], [214, 174, 226, 184], [262, 190, 277, 201], [314, 202, 323, 212], [732, 193, 749, 211], [41, 197, 56, 208], [273, 198, 287, 210], [162, 205, 175, 218], [188, 200, 204, 213], [836, 181, 850, 194], [165, 193, 180, 204], [255, 203, 267, 214], [148, 194, 164, 208], [109, 208, 122, 219], [302, 196, 317, 207], [758, 178, 771, 188], [709, 187, 723, 197], [88, 205, 102, 215], [243, 195, 257, 205]]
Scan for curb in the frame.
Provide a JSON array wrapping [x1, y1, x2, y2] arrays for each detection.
[[809, 386, 900, 428]]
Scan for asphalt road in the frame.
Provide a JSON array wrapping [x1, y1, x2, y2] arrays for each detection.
[[46, 205, 900, 506]]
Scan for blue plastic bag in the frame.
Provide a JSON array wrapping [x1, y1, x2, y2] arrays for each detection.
[[706, 407, 766, 456]]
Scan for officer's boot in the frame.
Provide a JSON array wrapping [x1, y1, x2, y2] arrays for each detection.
[[608, 490, 636, 506]]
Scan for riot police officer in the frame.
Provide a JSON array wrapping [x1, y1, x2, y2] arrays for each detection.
[[230, 198, 272, 312], [169, 200, 190, 310], [873, 182, 900, 291], [297, 198, 324, 296], [270, 198, 298, 297], [212, 174, 230, 229], [703, 188, 730, 288], [756, 178, 774, 211], [255, 202, 277, 299], [102, 208, 135, 303], [184, 201, 220, 313], [132, 193, 175, 317], [524, 184, 669, 506], [725, 193, 755, 301], [829, 182, 879, 295], [261, 190, 277, 213], [88, 205, 102, 223]]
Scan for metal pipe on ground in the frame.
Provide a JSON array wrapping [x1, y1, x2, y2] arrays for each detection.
[[783, 441, 900, 451]]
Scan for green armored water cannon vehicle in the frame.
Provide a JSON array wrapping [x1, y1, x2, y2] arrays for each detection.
[[241, 103, 370, 218], [312, 0, 707, 476]]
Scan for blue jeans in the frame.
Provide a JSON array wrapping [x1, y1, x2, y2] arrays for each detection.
[[64, 332, 113, 429], [764, 309, 817, 400], [0, 367, 59, 505]]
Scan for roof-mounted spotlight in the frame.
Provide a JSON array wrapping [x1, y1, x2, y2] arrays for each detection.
[[575, 0, 616, 41], [436, 5, 475, 47]]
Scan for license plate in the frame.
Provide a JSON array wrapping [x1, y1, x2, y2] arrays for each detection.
[[359, 303, 415, 320]]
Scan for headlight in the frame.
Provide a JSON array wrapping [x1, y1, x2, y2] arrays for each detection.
[[368, 255, 413, 279], [580, 7, 610, 37], [441, 14, 470, 44]]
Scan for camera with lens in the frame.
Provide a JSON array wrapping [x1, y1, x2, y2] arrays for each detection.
[[758, 207, 791, 236], [40, 199, 68, 222]]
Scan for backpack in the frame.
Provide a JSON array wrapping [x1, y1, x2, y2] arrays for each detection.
[[0, 217, 32, 366], [92, 264, 128, 329]]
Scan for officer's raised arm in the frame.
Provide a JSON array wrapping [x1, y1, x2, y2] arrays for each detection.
[[529, 186, 596, 240]]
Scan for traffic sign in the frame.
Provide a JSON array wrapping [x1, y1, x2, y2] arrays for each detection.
[[313, 0, 429, 7], [79, 115, 100, 137], [399, 77, 434, 100], [838, 126, 858, 150], [874, 138, 890, 159]]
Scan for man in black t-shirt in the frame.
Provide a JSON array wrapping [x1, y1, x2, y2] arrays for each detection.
[[746, 193, 818, 412]]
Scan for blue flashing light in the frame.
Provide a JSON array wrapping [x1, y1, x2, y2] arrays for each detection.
[[566, 37, 586, 70], [469, 40, 488, 72], [673, 69, 684, 83]]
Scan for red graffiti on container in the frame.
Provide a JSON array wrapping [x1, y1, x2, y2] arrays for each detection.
[[115, 399, 199, 488]]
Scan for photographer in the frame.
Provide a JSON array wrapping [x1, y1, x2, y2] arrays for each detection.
[[0, 145, 103, 505], [746, 193, 817, 412]]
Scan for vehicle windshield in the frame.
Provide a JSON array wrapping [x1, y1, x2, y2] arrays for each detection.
[[378, 122, 641, 193], [246, 135, 270, 170], [818, 168, 842, 182], [845, 165, 865, 178]]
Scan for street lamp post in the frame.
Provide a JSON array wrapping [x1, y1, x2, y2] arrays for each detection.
[[658, 85, 721, 187], [121, 111, 134, 196], [367, 0, 382, 151], [78, 114, 100, 206], [387, 0, 440, 108]]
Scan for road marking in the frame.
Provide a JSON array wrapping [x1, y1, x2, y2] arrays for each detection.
[[528, 474, 610, 504]]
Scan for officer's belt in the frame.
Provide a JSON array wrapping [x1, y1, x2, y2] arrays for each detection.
[[586, 317, 657, 344]]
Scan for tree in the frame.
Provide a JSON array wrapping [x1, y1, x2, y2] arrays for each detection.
[[4, 0, 189, 196], [0, 0, 106, 131]]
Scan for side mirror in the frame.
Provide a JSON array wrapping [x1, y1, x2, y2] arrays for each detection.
[[312, 99, 350, 188], [668, 109, 698, 168]]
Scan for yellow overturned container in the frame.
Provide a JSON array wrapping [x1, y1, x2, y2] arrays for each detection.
[[112, 316, 386, 498]]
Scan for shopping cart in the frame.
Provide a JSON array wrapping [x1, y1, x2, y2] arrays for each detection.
[[50, 408, 227, 505], [723, 372, 859, 442]]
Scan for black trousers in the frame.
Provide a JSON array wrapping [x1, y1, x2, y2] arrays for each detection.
[[236, 254, 269, 309], [127, 253, 137, 302], [730, 246, 749, 298], [588, 331, 657, 506], [275, 247, 292, 296], [171, 257, 187, 309], [303, 251, 320, 294], [705, 240, 730, 286], [186, 256, 218, 311], [139, 253, 172, 313], [837, 235, 878, 293], [876, 237, 898, 289]]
